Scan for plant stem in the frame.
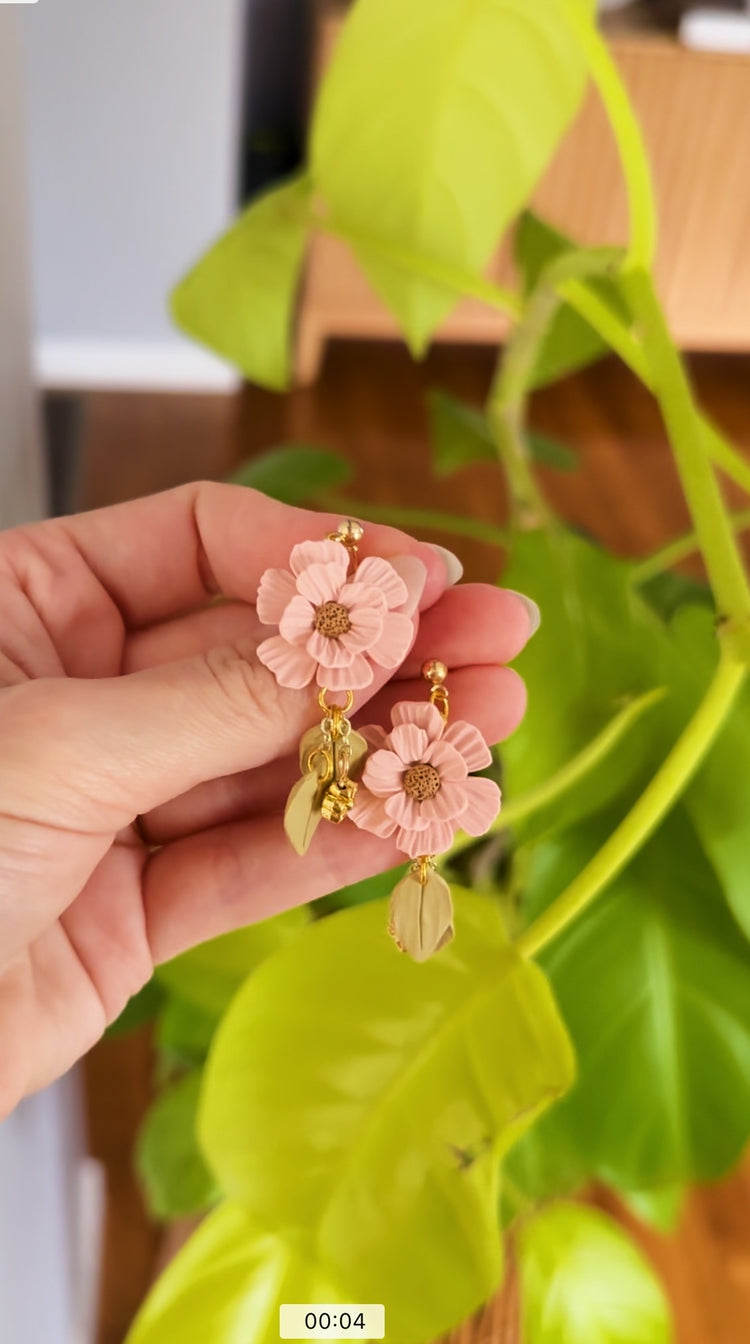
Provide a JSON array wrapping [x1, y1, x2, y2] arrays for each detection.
[[450, 688, 666, 862], [623, 270, 750, 654], [560, 1, 657, 269], [632, 508, 750, 586], [517, 655, 746, 959], [316, 495, 508, 549]]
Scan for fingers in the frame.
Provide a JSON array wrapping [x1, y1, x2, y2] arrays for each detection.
[[141, 665, 525, 844], [43, 482, 452, 628], [143, 808, 407, 964]]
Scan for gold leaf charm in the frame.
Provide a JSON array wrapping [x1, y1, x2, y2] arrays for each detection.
[[388, 866, 454, 963], [284, 769, 326, 856]]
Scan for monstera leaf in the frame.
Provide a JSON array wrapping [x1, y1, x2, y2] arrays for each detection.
[[518, 1203, 671, 1344], [170, 175, 312, 390], [311, 0, 592, 353], [522, 806, 750, 1189]]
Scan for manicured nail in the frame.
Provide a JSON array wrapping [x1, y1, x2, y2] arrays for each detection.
[[429, 543, 464, 585], [507, 589, 541, 637], [391, 556, 428, 616]]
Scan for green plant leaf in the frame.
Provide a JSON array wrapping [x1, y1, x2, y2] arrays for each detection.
[[312, 2, 591, 353], [427, 390, 495, 475], [126, 1202, 345, 1344], [527, 431, 578, 472], [518, 1202, 672, 1344], [170, 174, 312, 390], [199, 893, 575, 1343], [623, 1186, 684, 1235], [156, 995, 218, 1068], [312, 863, 408, 916], [638, 571, 713, 622], [136, 1071, 221, 1221], [230, 445, 352, 505], [515, 211, 631, 388], [661, 606, 750, 941], [157, 907, 309, 1019], [500, 529, 670, 842], [106, 976, 166, 1037], [524, 806, 750, 1188]]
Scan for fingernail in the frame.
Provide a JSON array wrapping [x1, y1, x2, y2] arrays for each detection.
[[390, 556, 427, 616], [429, 543, 463, 585], [507, 589, 541, 637]]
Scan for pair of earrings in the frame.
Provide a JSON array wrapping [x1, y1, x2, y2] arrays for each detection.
[[256, 520, 501, 961]]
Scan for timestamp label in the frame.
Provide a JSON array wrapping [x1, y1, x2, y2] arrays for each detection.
[[279, 1304, 385, 1339]]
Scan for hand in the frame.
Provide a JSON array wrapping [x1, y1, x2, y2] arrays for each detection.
[[0, 484, 531, 1114]]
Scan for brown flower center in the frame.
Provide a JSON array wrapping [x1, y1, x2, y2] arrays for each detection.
[[402, 763, 441, 801], [314, 600, 352, 638]]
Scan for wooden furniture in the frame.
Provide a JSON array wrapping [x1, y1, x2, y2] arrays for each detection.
[[297, 7, 750, 381]]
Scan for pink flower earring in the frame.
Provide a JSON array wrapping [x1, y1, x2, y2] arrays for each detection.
[[350, 660, 501, 961], [256, 519, 417, 854]]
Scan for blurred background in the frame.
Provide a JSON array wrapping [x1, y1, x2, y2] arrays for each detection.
[[2, 1, 750, 1342]]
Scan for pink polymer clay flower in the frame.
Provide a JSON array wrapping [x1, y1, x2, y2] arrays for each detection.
[[350, 701, 501, 859], [256, 539, 415, 691]]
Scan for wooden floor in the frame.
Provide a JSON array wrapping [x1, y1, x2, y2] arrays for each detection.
[[81, 341, 750, 1344]]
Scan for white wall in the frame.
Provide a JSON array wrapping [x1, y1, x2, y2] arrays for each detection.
[[22, 0, 245, 390]]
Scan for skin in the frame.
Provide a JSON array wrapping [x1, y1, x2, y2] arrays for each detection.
[[0, 483, 530, 1116]]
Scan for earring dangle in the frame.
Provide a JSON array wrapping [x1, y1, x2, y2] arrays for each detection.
[[349, 661, 502, 962], [255, 519, 417, 856]]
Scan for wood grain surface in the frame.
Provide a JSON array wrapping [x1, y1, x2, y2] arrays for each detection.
[[81, 343, 750, 1343]]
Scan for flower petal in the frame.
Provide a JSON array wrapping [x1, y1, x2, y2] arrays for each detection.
[[307, 629, 355, 668], [256, 635, 315, 689], [256, 567, 296, 625], [296, 561, 346, 605], [443, 720, 493, 773], [385, 790, 430, 830], [279, 595, 315, 645], [397, 819, 455, 859], [338, 581, 388, 611], [420, 781, 468, 823], [320, 654, 373, 691], [368, 611, 414, 670], [423, 738, 468, 781], [390, 701, 445, 741], [289, 539, 348, 577], [363, 748, 406, 797], [341, 604, 385, 653], [461, 776, 502, 836], [388, 723, 429, 765], [349, 787, 398, 837], [354, 556, 409, 609]]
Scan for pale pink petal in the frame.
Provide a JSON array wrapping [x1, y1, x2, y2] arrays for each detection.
[[443, 720, 493, 773], [384, 790, 431, 831], [357, 723, 389, 751], [420, 781, 469, 823], [296, 561, 347, 605], [397, 819, 456, 859], [461, 776, 502, 836], [423, 738, 468, 781], [354, 556, 409, 609], [388, 556, 428, 616], [256, 635, 315, 689], [362, 748, 406, 797], [289, 539, 349, 577], [340, 604, 385, 653], [306, 629, 354, 668], [388, 723, 429, 765], [367, 611, 414, 670], [390, 701, 445, 741], [320, 654, 373, 691], [338, 581, 388, 611], [279, 595, 315, 646], [349, 788, 398, 838], [256, 568, 296, 625]]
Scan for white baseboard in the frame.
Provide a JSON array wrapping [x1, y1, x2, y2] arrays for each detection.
[[35, 338, 241, 393]]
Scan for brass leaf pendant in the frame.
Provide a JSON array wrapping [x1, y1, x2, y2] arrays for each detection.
[[284, 769, 326, 856], [389, 867, 455, 962]]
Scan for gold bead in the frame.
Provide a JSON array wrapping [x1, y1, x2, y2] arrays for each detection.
[[335, 518, 364, 544], [422, 658, 448, 685]]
